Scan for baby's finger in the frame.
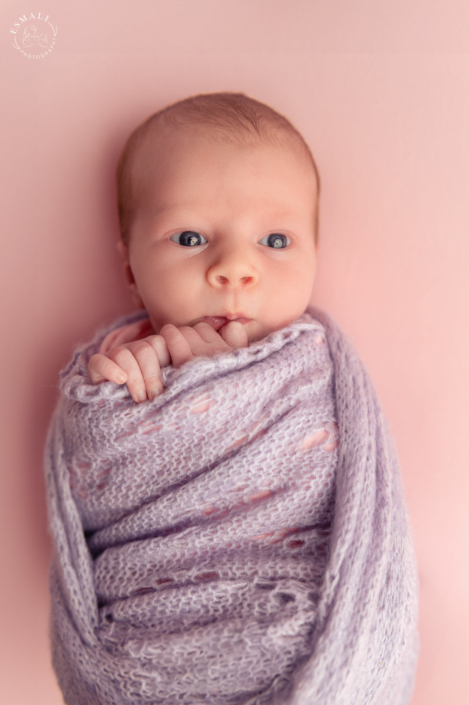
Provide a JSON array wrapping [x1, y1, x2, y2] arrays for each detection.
[[180, 323, 231, 358], [220, 321, 249, 349], [191, 321, 225, 344], [88, 354, 127, 385], [126, 340, 164, 400], [160, 324, 193, 368], [145, 334, 172, 368], [107, 346, 148, 403]]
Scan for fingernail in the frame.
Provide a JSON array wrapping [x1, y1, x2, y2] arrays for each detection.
[[149, 386, 162, 400], [116, 374, 126, 385], [137, 390, 147, 402]]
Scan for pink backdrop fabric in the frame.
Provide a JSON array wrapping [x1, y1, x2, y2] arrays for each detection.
[[1, 1, 468, 703]]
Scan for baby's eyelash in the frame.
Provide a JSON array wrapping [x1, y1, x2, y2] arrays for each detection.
[[169, 231, 290, 249]]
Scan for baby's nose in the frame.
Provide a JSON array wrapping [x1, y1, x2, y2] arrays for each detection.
[[207, 251, 259, 289], [214, 272, 256, 287]]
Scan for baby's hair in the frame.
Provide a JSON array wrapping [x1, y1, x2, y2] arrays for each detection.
[[116, 92, 320, 245]]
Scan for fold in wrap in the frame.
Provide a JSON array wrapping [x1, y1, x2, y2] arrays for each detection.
[[44, 308, 418, 705]]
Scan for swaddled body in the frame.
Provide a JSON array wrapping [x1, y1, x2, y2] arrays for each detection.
[[53, 311, 337, 704], [47, 307, 418, 705]]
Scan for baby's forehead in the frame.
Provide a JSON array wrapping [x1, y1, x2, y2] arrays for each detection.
[[132, 122, 315, 187]]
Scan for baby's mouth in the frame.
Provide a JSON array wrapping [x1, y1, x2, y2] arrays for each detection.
[[203, 316, 252, 331]]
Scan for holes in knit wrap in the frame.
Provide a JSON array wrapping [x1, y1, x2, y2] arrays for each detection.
[[191, 401, 212, 414], [300, 428, 329, 450], [324, 440, 338, 451], [314, 332, 325, 345], [227, 435, 249, 451], [300, 420, 339, 452], [275, 592, 295, 605], [252, 527, 300, 544], [287, 539, 305, 549], [200, 484, 276, 521], [69, 459, 112, 496], [139, 421, 163, 436], [324, 420, 339, 451], [195, 571, 219, 581], [190, 395, 214, 414]]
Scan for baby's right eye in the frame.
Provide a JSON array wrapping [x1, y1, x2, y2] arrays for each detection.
[[170, 231, 207, 247]]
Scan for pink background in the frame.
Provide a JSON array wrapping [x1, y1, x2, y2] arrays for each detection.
[[1, 1, 468, 702]]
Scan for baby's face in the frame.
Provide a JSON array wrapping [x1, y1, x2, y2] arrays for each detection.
[[121, 128, 318, 343]]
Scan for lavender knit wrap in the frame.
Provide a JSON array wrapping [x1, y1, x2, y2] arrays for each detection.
[[44, 308, 418, 705]]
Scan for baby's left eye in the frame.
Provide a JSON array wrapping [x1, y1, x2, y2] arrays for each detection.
[[258, 233, 290, 249]]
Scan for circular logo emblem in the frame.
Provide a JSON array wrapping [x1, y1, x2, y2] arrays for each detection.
[[10, 12, 58, 59]]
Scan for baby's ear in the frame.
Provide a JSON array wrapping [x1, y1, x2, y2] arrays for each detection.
[[117, 239, 129, 264]]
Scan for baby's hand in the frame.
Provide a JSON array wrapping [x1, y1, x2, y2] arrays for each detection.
[[87, 320, 247, 403], [159, 320, 248, 369], [88, 333, 171, 403]]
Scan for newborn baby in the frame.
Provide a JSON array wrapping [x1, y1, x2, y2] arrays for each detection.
[[45, 93, 418, 705], [87, 93, 319, 402]]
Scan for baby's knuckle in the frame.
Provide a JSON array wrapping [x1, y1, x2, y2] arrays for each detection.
[[111, 351, 130, 367], [100, 357, 113, 371], [163, 327, 186, 347], [193, 322, 212, 333], [144, 371, 161, 385], [132, 340, 154, 356], [110, 346, 136, 367], [127, 374, 144, 388], [111, 345, 129, 356], [147, 334, 163, 345], [160, 323, 177, 336], [88, 354, 100, 369], [173, 351, 193, 367]]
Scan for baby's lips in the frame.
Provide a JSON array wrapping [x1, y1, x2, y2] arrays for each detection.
[[203, 316, 252, 331], [203, 316, 228, 331]]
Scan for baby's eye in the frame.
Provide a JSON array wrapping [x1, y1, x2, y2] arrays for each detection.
[[170, 231, 207, 247], [258, 233, 290, 249]]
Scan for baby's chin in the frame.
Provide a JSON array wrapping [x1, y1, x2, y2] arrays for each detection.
[[242, 319, 289, 344], [212, 317, 302, 344]]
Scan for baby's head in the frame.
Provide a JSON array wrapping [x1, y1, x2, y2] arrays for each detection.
[[116, 92, 320, 343]]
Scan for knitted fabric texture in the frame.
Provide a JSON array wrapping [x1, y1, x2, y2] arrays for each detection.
[[44, 308, 418, 705]]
